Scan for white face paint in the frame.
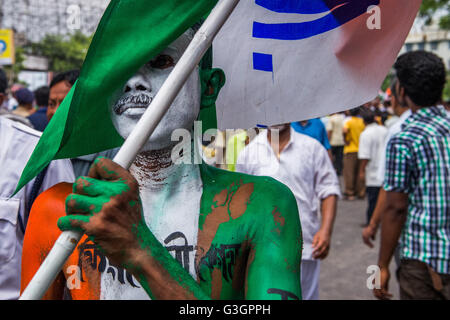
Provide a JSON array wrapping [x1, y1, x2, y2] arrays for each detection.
[[110, 30, 201, 151]]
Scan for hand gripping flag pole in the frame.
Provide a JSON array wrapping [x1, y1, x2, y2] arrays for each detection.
[[20, 0, 240, 300]]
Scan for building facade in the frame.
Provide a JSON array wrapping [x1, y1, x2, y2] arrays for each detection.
[[0, 0, 109, 44], [399, 22, 450, 69]]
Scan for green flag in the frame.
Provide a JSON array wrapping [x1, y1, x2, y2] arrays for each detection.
[[15, 0, 217, 194]]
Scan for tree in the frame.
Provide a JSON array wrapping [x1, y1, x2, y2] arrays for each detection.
[[420, 0, 450, 30], [3, 46, 26, 83], [444, 72, 450, 102], [28, 31, 92, 73]]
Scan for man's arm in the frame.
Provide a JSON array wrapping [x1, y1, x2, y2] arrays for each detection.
[[312, 195, 337, 259], [358, 159, 368, 184], [373, 136, 411, 300], [244, 182, 303, 300], [312, 142, 340, 260], [374, 191, 408, 300], [21, 183, 72, 299], [362, 188, 387, 248]]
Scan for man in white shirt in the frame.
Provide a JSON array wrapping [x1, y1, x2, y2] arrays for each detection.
[[326, 112, 345, 176], [358, 112, 388, 226], [0, 69, 75, 299], [362, 79, 411, 248], [236, 123, 341, 300]]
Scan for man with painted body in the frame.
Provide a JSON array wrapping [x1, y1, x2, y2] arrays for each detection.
[[21, 30, 303, 300]]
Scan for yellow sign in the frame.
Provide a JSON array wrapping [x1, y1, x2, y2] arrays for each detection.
[[0, 29, 15, 65]]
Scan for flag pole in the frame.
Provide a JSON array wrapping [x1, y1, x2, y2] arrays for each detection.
[[20, 0, 240, 300]]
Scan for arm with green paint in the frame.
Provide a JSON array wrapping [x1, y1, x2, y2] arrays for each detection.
[[243, 180, 303, 300], [58, 157, 210, 300]]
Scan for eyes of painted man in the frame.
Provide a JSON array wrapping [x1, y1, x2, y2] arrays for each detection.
[[149, 54, 175, 69]]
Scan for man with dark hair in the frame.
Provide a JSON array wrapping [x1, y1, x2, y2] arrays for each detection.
[[357, 111, 387, 226], [12, 88, 35, 118], [28, 86, 49, 132], [374, 51, 450, 300], [47, 70, 80, 121]]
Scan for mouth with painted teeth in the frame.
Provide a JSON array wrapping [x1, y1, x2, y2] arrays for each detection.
[[114, 93, 153, 115]]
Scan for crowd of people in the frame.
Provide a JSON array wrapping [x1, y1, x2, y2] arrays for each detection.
[[0, 49, 449, 300]]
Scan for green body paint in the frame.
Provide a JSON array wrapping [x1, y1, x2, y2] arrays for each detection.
[[59, 162, 302, 300], [125, 164, 302, 300]]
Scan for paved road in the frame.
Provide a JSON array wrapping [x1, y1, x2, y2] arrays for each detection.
[[318, 182, 400, 300]]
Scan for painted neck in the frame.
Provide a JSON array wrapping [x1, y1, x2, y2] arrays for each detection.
[[130, 145, 197, 190]]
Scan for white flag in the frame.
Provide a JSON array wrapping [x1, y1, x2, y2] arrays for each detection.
[[213, 0, 422, 129]]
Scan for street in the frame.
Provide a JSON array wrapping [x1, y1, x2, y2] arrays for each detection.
[[319, 180, 400, 300]]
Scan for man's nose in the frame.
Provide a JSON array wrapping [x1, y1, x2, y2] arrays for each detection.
[[124, 75, 152, 93]]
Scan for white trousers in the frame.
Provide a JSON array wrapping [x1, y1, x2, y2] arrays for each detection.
[[300, 259, 320, 300]]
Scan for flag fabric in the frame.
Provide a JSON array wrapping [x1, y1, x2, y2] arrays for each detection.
[[212, 0, 422, 129], [15, 0, 217, 193]]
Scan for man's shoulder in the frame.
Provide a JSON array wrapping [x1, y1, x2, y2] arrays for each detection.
[[199, 164, 299, 228], [1, 116, 41, 138], [291, 130, 325, 151], [200, 164, 296, 203], [30, 182, 72, 223]]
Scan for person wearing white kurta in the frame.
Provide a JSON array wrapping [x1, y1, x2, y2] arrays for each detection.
[[236, 125, 341, 300], [0, 117, 75, 300]]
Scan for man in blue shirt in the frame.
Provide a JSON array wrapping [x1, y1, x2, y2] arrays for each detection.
[[291, 118, 331, 151], [28, 86, 49, 132]]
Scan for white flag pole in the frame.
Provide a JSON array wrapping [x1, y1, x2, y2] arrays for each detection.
[[20, 0, 240, 300]]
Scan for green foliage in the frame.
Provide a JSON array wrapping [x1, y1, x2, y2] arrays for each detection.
[[3, 46, 26, 83], [420, 0, 450, 30], [443, 72, 450, 101], [28, 31, 92, 73]]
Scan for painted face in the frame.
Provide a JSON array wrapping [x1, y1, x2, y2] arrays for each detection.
[[110, 31, 200, 151]]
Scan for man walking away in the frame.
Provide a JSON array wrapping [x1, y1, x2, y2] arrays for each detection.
[[374, 51, 450, 300], [358, 112, 387, 226]]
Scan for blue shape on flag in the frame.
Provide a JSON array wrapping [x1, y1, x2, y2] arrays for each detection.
[[253, 0, 380, 40], [253, 52, 273, 72]]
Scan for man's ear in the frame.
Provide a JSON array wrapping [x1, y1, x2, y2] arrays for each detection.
[[197, 68, 225, 134], [396, 83, 408, 108], [200, 68, 225, 109]]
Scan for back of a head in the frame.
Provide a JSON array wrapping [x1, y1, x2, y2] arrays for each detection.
[[0, 68, 7, 94], [16, 88, 35, 105], [349, 107, 360, 117], [50, 70, 80, 89], [362, 111, 376, 125], [394, 51, 446, 107], [34, 86, 50, 107]]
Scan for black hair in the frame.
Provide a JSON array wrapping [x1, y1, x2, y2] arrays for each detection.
[[394, 51, 446, 107], [0, 68, 7, 94], [50, 70, 80, 89], [34, 86, 49, 107], [349, 107, 360, 117], [362, 111, 375, 125]]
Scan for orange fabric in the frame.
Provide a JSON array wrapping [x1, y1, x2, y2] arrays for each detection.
[[21, 183, 101, 300]]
